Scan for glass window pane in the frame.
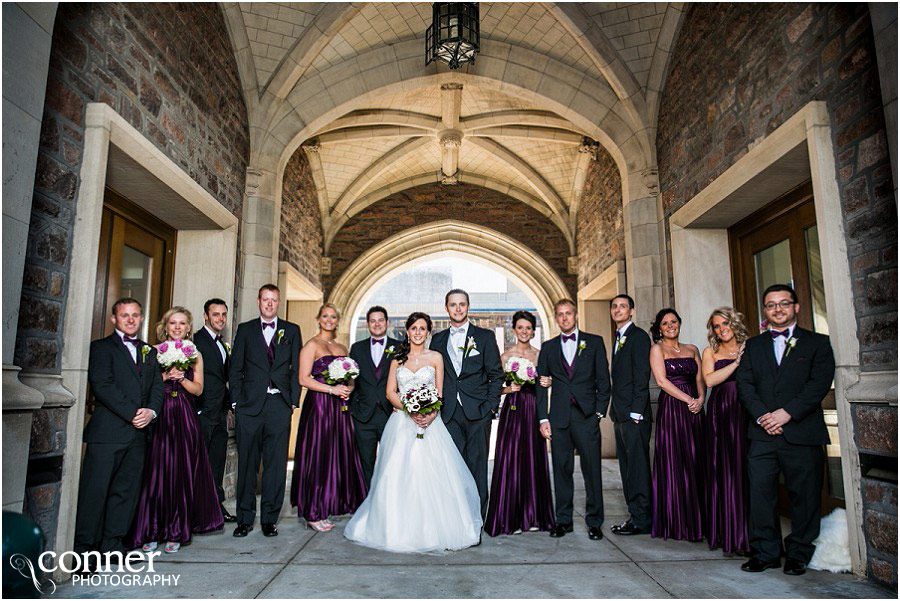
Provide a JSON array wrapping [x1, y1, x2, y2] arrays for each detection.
[[805, 225, 829, 335], [121, 245, 153, 341], [754, 238, 793, 326]]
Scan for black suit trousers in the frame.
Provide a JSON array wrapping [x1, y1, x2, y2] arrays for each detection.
[[352, 409, 390, 488], [235, 395, 292, 524], [614, 419, 652, 529], [445, 403, 491, 518], [551, 411, 604, 528], [73, 437, 146, 553], [747, 437, 824, 563], [200, 415, 229, 506]]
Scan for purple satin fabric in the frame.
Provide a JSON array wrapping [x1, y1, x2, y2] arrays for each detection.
[[127, 369, 224, 547], [705, 359, 750, 553], [290, 356, 368, 521], [651, 358, 706, 542], [485, 385, 555, 536]]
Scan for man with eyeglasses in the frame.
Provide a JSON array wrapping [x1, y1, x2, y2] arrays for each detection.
[[735, 283, 835, 577]]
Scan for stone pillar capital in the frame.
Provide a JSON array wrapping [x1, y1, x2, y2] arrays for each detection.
[[578, 137, 600, 160], [245, 168, 263, 197], [440, 83, 464, 91], [640, 167, 660, 197]]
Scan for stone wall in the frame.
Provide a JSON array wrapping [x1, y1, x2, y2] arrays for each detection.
[[324, 183, 575, 297], [17, 2, 250, 372], [576, 148, 624, 289], [657, 2, 895, 372], [279, 150, 323, 290]]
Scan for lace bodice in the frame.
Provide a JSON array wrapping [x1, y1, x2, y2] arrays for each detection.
[[396, 365, 436, 397]]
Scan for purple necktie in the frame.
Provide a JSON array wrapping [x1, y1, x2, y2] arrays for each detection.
[[770, 329, 789, 339]]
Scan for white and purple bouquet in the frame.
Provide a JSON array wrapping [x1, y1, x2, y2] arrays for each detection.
[[157, 339, 199, 396], [320, 356, 360, 411], [401, 384, 442, 439], [504, 357, 537, 411]]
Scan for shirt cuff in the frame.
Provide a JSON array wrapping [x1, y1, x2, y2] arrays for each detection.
[[150, 410, 157, 419], [539, 418, 549, 424], [629, 412, 643, 421]]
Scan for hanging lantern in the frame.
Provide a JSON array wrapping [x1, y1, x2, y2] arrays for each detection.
[[425, 3, 480, 69]]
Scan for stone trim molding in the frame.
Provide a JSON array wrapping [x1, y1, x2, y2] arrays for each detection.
[[579, 260, 627, 302], [278, 261, 324, 302], [327, 220, 571, 343], [669, 100, 866, 576]]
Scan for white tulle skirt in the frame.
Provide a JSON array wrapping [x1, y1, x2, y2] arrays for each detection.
[[344, 410, 482, 553]]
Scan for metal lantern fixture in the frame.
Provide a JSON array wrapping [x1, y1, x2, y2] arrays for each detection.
[[425, 2, 480, 69]]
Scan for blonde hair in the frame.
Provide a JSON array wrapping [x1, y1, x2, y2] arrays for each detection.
[[706, 306, 749, 352], [156, 306, 194, 343]]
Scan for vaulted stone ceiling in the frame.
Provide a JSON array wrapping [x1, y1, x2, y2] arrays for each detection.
[[224, 2, 685, 253]]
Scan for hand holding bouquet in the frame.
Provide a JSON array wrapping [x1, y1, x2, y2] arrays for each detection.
[[503, 357, 537, 411], [157, 339, 199, 397], [401, 384, 442, 439], [320, 356, 360, 411]]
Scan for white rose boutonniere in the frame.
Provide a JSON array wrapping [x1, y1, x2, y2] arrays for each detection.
[[384, 345, 396, 357], [140, 344, 151, 363], [784, 336, 798, 357], [224, 342, 231, 355], [459, 336, 477, 359], [615, 336, 626, 353], [578, 340, 587, 356], [276, 329, 285, 344]]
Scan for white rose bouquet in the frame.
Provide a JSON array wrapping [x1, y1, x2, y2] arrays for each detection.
[[503, 356, 537, 411], [156, 339, 199, 397], [401, 384, 442, 439], [320, 356, 360, 411]]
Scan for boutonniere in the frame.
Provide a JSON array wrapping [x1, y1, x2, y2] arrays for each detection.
[[384, 345, 396, 357], [784, 336, 799, 357], [140, 344, 151, 362], [458, 336, 477, 358], [615, 336, 626, 353], [223, 342, 231, 355], [276, 329, 285, 344], [578, 340, 587, 356]]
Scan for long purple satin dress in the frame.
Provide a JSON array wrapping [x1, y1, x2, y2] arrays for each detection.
[[485, 382, 555, 536], [291, 355, 367, 521], [705, 358, 750, 553], [128, 368, 224, 547], [651, 357, 706, 542]]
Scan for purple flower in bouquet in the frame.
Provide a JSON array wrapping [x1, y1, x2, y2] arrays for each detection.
[[174, 339, 183, 349], [159, 342, 169, 353]]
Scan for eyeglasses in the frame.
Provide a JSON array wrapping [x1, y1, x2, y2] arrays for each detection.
[[763, 300, 795, 310]]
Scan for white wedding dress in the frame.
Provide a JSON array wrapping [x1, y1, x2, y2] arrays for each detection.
[[344, 365, 482, 553]]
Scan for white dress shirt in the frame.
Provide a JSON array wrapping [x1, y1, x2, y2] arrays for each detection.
[[370, 336, 386, 367], [205, 325, 227, 363], [261, 317, 280, 394], [771, 323, 797, 365], [116, 329, 138, 363], [560, 328, 579, 365]]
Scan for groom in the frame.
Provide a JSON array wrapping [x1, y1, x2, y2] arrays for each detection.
[[429, 289, 503, 517], [229, 284, 302, 538]]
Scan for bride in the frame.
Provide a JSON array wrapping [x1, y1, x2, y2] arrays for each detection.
[[344, 312, 482, 553]]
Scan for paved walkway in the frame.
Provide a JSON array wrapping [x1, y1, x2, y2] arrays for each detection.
[[53, 460, 890, 599]]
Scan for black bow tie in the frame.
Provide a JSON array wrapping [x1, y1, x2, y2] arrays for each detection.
[[770, 329, 790, 339], [215, 334, 223, 343], [562, 333, 576, 342], [123, 336, 140, 345], [262, 321, 275, 330], [371, 338, 384, 346]]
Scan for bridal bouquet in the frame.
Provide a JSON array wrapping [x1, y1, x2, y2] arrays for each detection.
[[320, 356, 360, 411], [157, 339, 199, 397], [401, 384, 442, 439], [504, 357, 536, 411]]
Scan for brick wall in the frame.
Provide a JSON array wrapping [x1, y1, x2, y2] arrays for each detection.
[[657, 3, 896, 372], [17, 3, 250, 372], [576, 148, 624, 289], [279, 150, 323, 290], [324, 183, 575, 297]]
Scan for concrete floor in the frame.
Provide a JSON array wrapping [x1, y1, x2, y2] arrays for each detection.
[[52, 460, 890, 599]]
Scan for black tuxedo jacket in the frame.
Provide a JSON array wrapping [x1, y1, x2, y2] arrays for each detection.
[[609, 323, 652, 423], [193, 327, 231, 423], [536, 331, 611, 427], [229, 318, 302, 416], [84, 333, 164, 444], [348, 336, 401, 423], [430, 324, 504, 421], [736, 326, 835, 446]]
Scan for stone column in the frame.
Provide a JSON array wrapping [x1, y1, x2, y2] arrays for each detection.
[[2, 3, 58, 512], [236, 167, 279, 323], [623, 167, 666, 329]]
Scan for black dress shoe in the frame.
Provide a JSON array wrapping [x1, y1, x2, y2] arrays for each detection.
[[233, 523, 253, 537], [740, 557, 781, 572], [783, 558, 807, 576], [588, 527, 603, 540], [261, 523, 278, 537], [222, 508, 237, 523], [612, 522, 650, 536], [549, 524, 574, 538]]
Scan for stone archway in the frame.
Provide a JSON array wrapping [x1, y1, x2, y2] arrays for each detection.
[[327, 220, 571, 344]]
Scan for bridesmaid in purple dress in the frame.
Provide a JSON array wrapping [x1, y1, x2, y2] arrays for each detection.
[[702, 307, 751, 555], [291, 303, 367, 532], [485, 311, 555, 536], [129, 307, 224, 554], [649, 308, 707, 542]]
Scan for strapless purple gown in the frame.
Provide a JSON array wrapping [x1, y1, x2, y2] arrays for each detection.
[[128, 368, 223, 547], [651, 357, 706, 542], [705, 358, 750, 553], [485, 383, 555, 536], [291, 355, 367, 521]]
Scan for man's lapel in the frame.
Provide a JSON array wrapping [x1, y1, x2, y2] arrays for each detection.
[[558, 336, 574, 381], [112, 334, 141, 380], [774, 327, 804, 383], [762, 333, 780, 378]]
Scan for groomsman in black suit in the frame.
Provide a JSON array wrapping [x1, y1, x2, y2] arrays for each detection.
[[536, 299, 611, 540], [429, 289, 504, 517], [193, 298, 236, 522], [74, 298, 164, 558], [349, 306, 401, 487], [736, 284, 835, 576], [608, 294, 653, 536], [229, 284, 302, 538]]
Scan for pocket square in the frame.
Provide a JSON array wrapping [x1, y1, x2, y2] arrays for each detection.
[[467, 348, 480, 357]]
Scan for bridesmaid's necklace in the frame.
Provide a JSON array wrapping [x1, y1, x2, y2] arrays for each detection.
[[663, 340, 681, 353]]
